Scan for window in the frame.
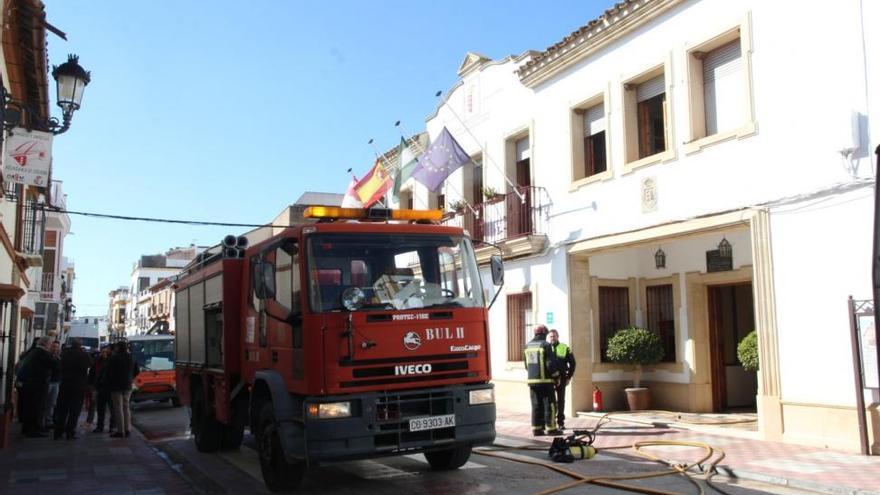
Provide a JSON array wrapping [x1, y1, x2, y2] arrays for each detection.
[[471, 157, 483, 204], [636, 75, 666, 158], [514, 136, 530, 189], [646, 284, 675, 362], [583, 103, 607, 177], [507, 292, 532, 361], [623, 66, 673, 167], [571, 95, 609, 184], [138, 277, 150, 292], [599, 286, 630, 362], [275, 245, 293, 310], [702, 40, 743, 135], [687, 33, 747, 145], [437, 193, 446, 212]]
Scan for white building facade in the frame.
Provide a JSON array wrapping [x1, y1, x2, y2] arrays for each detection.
[[124, 246, 201, 336], [397, 0, 879, 453]]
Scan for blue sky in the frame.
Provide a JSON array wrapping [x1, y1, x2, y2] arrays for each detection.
[[44, 0, 607, 314]]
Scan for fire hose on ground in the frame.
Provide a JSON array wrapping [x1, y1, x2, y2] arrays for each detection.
[[474, 412, 748, 495]]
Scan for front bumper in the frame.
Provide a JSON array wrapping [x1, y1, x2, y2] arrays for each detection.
[[280, 383, 495, 464]]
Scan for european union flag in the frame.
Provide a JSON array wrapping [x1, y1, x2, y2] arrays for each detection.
[[411, 127, 471, 192]]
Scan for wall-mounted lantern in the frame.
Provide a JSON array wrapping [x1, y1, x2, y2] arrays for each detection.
[[718, 237, 732, 258], [654, 247, 666, 269]]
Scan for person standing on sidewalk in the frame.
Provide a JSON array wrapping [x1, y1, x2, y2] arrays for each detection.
[[523, 325, 561, 436], [18, 336, 56, 437], [107, 341, 139, 438], [42, 340, 62, 430], [547, 329, 576, 430], [92, 346, 114, 433], [53, 338, 93, 440]]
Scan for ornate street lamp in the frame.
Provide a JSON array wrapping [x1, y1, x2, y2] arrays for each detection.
[[654, 247, 666, 269], [718, 237, 732, 258], [2, 53, 91, 135]]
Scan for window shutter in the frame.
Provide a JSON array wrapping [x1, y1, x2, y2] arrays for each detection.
[[636, 75, 665, 102], [703, 40, 743, 135], [515, 136, 530, 161], [583, 103, 605, 136]]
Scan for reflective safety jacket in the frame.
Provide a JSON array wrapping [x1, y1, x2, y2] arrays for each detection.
[[523, 336, 559, 385], [551, 342, 576, 380]]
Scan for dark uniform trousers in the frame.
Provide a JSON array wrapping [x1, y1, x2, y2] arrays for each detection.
[[530, 384, 557, 432], [553, 381, 567, 427]]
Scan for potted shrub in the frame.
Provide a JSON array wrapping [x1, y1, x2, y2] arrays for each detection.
[[449, 199, 466, 214], [482, 186, 504, 202], [737, 330, 759, 372], [606, 327, 665, 410]]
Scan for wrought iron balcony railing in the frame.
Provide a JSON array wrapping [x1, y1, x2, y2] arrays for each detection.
[[441, 186, 550, 246]]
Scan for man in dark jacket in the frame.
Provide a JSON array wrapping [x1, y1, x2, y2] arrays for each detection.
[[107, 341, 139, 438], [19, 337, 57, 437], [523, 325, 561, 437], [547, 329, 576, 429], [92, 346, 114, 433], [54, 339, 93, 439]]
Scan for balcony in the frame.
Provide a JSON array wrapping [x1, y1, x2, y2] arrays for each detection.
[[441, 186, 550, 263], [40, 272, 55, 299]]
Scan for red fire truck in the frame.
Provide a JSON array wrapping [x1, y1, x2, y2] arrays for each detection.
[[174, 206, 503, 491]]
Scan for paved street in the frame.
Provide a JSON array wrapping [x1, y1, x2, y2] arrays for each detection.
[[129, 400, 811, 495]]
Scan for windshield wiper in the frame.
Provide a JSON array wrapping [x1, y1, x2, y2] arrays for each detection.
[[421, 301, 464, 309]]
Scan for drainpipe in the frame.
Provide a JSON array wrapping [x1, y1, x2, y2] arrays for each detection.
[[874, 144, 880, 418]]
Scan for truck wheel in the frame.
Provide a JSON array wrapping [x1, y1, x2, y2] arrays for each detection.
[[221, 425, 244, 450], [424, 445, 472, 470], [192, 392, 222, 452], [258, 402, 303, 492]]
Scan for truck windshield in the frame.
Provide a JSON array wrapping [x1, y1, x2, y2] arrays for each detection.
[[130, 338, 175, 371], [307, 233, 485, 312]]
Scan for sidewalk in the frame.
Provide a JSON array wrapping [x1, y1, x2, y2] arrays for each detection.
[[496, 407, 880, 495], [0, 417, 194, 495]]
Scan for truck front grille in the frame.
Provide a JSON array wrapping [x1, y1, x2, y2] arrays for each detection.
[[373, 390, 456, 449]]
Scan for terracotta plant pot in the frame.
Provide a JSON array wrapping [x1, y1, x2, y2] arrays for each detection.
[[624, 387, 651, 411]]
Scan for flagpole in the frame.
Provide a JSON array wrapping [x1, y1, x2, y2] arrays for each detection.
[[388, 123, 430, 210], [394, 121, 480, 218], [368, 138, 399, 207], [434, 90, 526, 204]]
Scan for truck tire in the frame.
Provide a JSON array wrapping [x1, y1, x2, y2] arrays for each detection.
[[258, 402, 304, 492], [423, 445, 472, 470], [192, 392, 222, 452], [221, 424, 245, 450]]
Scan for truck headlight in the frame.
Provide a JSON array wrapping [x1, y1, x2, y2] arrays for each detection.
[[307, 401, 352, 419], [469, 389, 494, 405]]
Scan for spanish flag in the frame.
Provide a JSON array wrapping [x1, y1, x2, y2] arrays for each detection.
[[354, 160, 392, 207]]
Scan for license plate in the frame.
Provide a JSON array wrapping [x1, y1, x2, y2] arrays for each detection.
[[409, 414, 456, 432]]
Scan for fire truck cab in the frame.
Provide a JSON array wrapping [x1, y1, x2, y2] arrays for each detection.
[[174, 207, 503, 491]]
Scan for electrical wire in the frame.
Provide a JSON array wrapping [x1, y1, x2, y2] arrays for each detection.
[[43, 206, 291, 229]]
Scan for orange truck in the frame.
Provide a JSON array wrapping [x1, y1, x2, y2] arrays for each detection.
[[174, 207, 504, 491], [129, 334, 180, 407]]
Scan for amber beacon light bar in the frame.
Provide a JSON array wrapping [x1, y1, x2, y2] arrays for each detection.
[[303, 206, 443, 222]]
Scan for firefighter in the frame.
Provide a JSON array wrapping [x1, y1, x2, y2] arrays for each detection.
[[547, 329, 576, 430], [524, 324, 561, 436]]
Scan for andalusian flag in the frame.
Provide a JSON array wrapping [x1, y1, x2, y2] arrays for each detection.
[[354, 160, 392, 207], [392, 137, 419, 201]]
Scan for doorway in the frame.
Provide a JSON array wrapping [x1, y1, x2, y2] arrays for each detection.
[[708, 282, 757, 412]]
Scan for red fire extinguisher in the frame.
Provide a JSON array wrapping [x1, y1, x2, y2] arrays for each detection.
[[592, 386, 603, 412]]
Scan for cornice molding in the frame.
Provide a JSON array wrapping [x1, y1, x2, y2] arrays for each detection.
[[518, 0, 684, 88]]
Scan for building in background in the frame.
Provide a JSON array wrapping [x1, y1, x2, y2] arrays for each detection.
[[124, 246, 202, 336], [108, 286, 128, 340]]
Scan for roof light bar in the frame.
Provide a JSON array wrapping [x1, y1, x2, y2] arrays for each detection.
[[303, 206, 443, 222]]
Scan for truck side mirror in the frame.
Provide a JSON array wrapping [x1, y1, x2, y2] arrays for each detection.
[[490, 255, 504, 286], [253, 261, 276, 300]]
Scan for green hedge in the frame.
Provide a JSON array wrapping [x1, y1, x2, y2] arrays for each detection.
[[737, 331, 759, 371], [606, 327, 664, 365]]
